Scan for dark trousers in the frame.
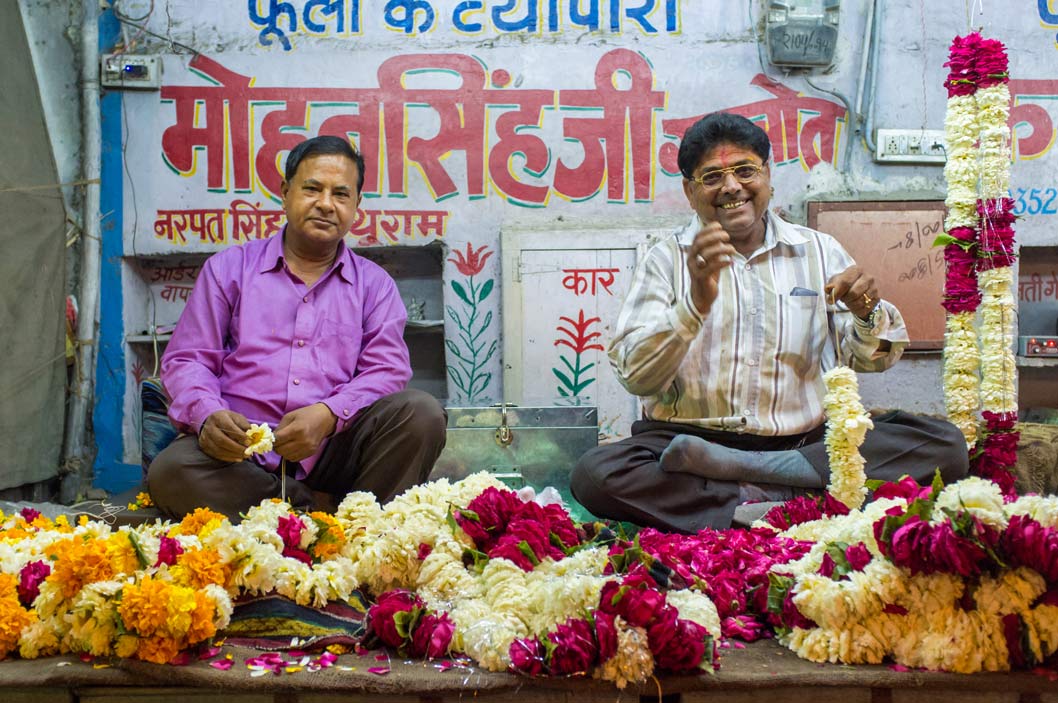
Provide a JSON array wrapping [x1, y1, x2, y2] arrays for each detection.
[[148, 389, 447, 521], [570, 410, 969, 533]]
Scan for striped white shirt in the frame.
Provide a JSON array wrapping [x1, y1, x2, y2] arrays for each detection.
[[609, 211, 909, 436]]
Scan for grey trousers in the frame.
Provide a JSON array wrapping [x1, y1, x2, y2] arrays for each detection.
[[148, 389, 447, 521], [570, 410, 969, 533]]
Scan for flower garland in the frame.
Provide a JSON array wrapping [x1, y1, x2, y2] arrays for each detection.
[[939, 34, 984, 447], [939, 32, 1020, 494], [974, 62, 1020, 495], [821, 367, 873, 510], [0, 475, 737, 685], [2, 472, 1055, 676], [767, 475, 1058, 672]]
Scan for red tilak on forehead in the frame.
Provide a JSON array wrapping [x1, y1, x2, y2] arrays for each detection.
[[703, 145, 756, 169]]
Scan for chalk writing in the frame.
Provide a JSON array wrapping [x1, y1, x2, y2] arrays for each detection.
[[160, 51, 664, 205], [1009, 187, 1058, 216], [561, 268, 619, 296], [159, 284, 195, 302], [248, 0, 361, 50], [887, 220, 942, 251], [1019, 271, 1058, 302], [149, 266, 200, 283], [897, 249, 945, 283], [152, 200, 448, 247], [659, 74, 847, 173]]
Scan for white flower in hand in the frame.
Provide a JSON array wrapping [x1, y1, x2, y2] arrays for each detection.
[[244, 423, 275, 457]]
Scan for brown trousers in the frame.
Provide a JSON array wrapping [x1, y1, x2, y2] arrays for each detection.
[[148, 389, 447, 521], [570, 410, 969, 533]]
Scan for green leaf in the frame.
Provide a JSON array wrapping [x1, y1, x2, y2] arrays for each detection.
[[932, 233, 974, 250], [445, 304, 464, 328], [766, 572, 795, 616], [127, 531, 150, 570], [552, 368, 574, 388], [824, 542, 853, 580], [452, 280, 472, 306], [462, 547, 491, 573], [481, 339, 499, 364], [571, 378, 596, 395], [930, 467, 945, 496], [446, 364, 468, 389], [516, 540, 541, 566], [864, 479, 886, 491], [393, 608, 422, 640], [478, 278, 494, 302], [445, 504, 460, 534]]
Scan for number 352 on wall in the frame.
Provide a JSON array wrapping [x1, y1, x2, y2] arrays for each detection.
[[1010, 188, 1058, 216]]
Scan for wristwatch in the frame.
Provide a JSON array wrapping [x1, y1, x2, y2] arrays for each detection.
[[856, 306, 879, 328]]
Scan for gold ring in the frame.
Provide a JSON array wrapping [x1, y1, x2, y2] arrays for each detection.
[[863, 293, 873, 307]]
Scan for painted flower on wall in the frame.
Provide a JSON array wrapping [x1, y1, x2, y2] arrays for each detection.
[[446, 244, 497, 403], [449, 243, 493, 277]]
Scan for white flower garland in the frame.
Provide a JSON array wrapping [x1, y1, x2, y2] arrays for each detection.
[[821, 367, 873, 510], [976, 85, 1013, 199], [941, 93, 982, 448], [978, 267, 1018, 414], [773, 492, 1058, 672], [975, 82, 1018, 420], [943, 311, 981, 445]]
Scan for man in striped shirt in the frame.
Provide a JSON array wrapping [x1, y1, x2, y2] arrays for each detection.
[[570, 112, 968, 532]]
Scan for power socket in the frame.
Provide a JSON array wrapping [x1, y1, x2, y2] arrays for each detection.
[[101, 54, 162, 90], [875, 128, 946, 164]]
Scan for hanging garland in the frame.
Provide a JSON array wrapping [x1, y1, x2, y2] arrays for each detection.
[[938, 32, 1019, 495]]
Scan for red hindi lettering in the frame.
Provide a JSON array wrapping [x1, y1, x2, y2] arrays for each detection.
[[377, 54, 488, 199], [487, 88, 554, 205], [659, 74, 847, 173], [554, 49, 664, 202], [161, 56, 254, 192], [1009, 80, 1058, 160]]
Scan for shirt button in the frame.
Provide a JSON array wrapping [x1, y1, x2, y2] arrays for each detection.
[[746, 359, 757, 367], [749, 308, 758, 315], [293, 378, 300, 385], [343, 409, 350, 417], [744, 263, 751, 270], [303, 296, 309, 303], [297, 340, 305, 347]]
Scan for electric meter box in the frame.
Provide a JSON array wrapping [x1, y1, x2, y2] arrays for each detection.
[[765, 0, 841, 68]]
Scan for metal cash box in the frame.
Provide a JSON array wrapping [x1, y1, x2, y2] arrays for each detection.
[[430, 403, 598, 522]]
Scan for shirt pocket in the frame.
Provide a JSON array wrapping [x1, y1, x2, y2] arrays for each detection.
[[315, 318, 362, 387], [781, 294, 824, 375]]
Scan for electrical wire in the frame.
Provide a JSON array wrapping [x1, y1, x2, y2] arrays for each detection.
[[112, 15, 199, 56], [113, 0, 155, 24]]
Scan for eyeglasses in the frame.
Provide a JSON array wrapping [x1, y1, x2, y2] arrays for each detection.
[[689, 163, 765, 188]]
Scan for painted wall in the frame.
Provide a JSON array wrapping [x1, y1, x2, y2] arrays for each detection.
[[87, 0, 1058, 491]]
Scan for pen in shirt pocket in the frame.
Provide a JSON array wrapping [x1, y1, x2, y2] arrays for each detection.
[[789, 287, 819, 296]]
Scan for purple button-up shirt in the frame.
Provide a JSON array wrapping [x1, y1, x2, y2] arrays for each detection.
[[162, 230, 411, 477]]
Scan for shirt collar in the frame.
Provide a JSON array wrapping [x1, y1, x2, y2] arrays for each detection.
[[676, 211, 809, 252], [259, 225, 355, 284]]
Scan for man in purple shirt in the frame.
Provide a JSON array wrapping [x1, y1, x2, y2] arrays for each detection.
[[148, 136, 446, 520]]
